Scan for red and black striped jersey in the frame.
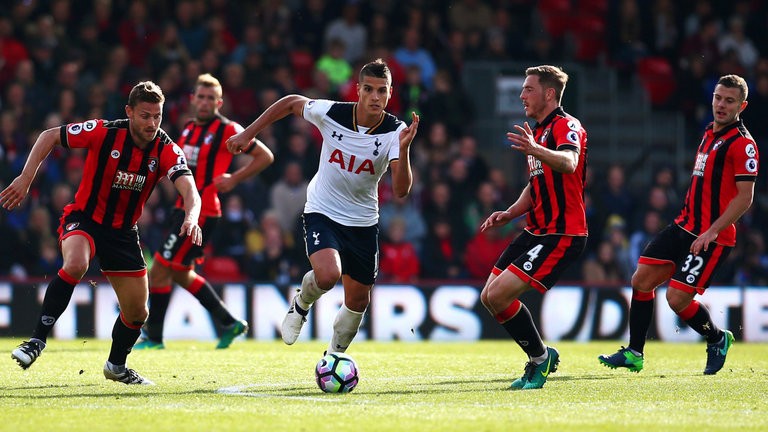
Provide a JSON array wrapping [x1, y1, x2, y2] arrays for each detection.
[[525, 107, 588, 236], [173, 114, 243, 217], [60, 119, 191, 230], [675, 120, 759, 246]]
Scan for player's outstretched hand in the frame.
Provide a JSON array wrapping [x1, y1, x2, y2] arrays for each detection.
[[0, 175, 32, 210], [213, 173, 236, 193], [480, 210, 513, 232], [179, 220, 203, 246], [226, 131, 251, 154], [399, 112, 420, 148], [507, 122, 538, 155]]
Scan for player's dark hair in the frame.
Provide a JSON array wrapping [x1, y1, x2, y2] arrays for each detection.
[[717, 74, 748, 102], [526, 65, 569, 104], [359, 58, 392, 86], [128, 81, 165, 107]]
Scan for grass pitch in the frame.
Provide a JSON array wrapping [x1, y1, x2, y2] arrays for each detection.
[[0, 339, 766, 431]]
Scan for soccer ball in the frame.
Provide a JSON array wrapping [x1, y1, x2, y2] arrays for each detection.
[[314, 352, 359, 393]]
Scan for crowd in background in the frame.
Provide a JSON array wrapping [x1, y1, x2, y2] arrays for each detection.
[[0, 0, 766, 286]]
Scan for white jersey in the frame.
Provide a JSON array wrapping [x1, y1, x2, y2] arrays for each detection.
[[302, 99, 405, 226]]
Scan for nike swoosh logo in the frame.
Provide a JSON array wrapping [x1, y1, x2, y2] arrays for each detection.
[[540, 356, 552, 377], [719, 347, 728, 356]]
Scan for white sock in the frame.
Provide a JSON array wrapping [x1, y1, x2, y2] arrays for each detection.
[[328, 305, 364, 354], [296, 270, 327, 310], [105, 360, 126, 374], [531, 346, 549, 364]]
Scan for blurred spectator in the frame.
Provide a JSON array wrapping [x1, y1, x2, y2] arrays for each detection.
[[422, 69, 475, 136], [117, 0, 158, 70], [463, 225, 511, 280], [211, 194, 252, 268], [269, 161, 308, 234], [629, 210, 663, 265], [679, 15, 721, 76], [379, 193, 427, 254], [379, 217, 420, 284], [582, 239, 626, 285], [291, 0, 331, 59], [420, 217, 465, 280], [221, 62, 257, 125], [593, 164, 635, 241], [718, 16, 758, 75], [449, 0, 493, 33], [323, 2, 367, 65], [175, 0, 207, 59], [464, 181, 507, 238], [150, 23, 190, 77], [315, 38, 353, 93], [246, 219, 302, 285], [394, 27, 437, 90]]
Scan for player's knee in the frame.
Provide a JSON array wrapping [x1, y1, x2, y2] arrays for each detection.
[[631, 272, 656, 293], [314, 269, 341, 290], [62, 260, 88, 281], [665, 289, 690, 313], [345, 295, 370, 312]]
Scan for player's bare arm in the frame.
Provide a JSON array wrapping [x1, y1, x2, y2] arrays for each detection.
[[480, 184, 533, 232], [226, 95, 309, 154], [690, 181, 755, 255], [215, 138, 274, 193], [173, 174, 203, 246], [507, 122, 579, 173], [0, 127, 61, 210], [391, 112, 420, 198]]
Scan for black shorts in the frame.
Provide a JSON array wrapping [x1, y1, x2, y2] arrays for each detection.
[[639, 224, 732, 294], [494, 230, 586, 293], [302, 212, 379, 285], [153, 208, 219, 271], [59, 210, 146, 276]]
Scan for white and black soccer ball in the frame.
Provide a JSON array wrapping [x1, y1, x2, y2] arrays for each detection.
[[314, 352, 359, 393]]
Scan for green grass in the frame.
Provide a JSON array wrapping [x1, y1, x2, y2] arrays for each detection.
[[1, 339, 766, 431]]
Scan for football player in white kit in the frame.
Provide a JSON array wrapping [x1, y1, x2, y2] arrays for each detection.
[[227, 59, 420, 354]]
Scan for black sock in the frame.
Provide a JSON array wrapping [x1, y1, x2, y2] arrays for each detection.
[[108, 315, 141, 366], [32, 274, 77, 343], [628, 297, 655, 354], [500, 303, 546, 358], [191, 280, 235, 326], [145, 291, 171, 342], [683, 304, 722, 343]]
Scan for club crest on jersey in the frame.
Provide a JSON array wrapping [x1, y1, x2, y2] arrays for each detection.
[[373, 138, 381, 156], [111, 150, 120, 159], [112, 169, 146, 191], [148, 157, 158, 172], [204, 133, 214, 145], [328, 149, 375, 175], [539, 129, 550, 144], [65, 222, 80, 231], [712, 139, 724, 150]]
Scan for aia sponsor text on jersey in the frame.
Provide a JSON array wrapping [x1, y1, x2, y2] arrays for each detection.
[[328, 149, 375, 175]]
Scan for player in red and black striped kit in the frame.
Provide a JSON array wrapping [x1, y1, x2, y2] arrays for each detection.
[[600, 74, 759, 375], [1, 81, 202, 384], [134, 74, 273, 350], [479, 65, 587, 390]]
